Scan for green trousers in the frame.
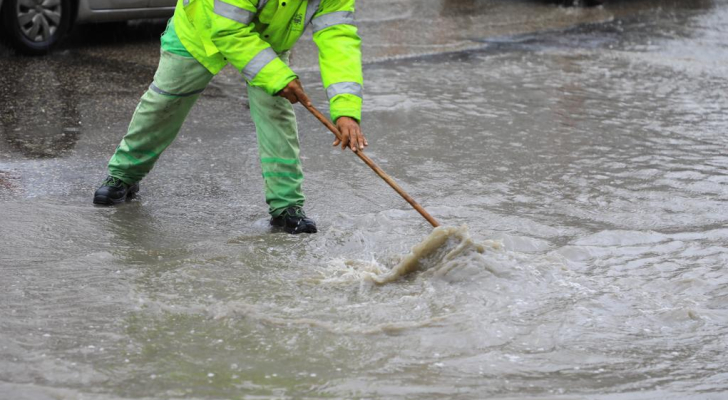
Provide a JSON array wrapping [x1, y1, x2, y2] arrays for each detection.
[[107, 50, 305, 216]]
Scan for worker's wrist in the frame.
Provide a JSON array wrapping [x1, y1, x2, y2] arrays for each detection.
[[332, 110, 361, 124], [335, 116, 359, 124]]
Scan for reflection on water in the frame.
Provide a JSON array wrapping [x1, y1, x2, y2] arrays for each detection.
[[0, 61, 82, 158], [2, 0, 728, 399]]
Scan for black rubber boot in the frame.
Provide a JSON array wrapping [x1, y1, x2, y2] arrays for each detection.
[[93, 176, 139, 205], [270, 207, 317, 234]]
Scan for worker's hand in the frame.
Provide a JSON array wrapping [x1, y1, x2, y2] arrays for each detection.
[[334, 117, 367, 152], [277, 79, 311, 106]]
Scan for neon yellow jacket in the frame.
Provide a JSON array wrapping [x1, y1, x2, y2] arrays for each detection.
[[173, 0, 362, 122]]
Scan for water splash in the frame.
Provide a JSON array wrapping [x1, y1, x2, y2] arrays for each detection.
[[312, 225, 506, 285], [372, 225, 503, 284]]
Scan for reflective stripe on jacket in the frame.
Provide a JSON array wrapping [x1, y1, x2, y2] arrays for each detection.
[[173, 0, 363, 122]]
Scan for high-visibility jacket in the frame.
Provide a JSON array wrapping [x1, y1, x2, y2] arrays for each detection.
[[173, 0, 363, 122]]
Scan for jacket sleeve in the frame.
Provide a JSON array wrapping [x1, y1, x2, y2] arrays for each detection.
[[209, 0, 297, 95], [311, 0, 363, 123]]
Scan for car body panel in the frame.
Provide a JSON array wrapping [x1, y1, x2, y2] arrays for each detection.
[[148, 0, 176, 9], [75, 0, 175, 23], [87, 0, 148, 10]]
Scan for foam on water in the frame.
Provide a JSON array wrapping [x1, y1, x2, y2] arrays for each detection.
[[374, 225, 504, 284], [309, 225, 508, 285]]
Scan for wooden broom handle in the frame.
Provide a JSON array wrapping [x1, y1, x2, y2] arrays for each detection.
[[303, 103, 440, 228]]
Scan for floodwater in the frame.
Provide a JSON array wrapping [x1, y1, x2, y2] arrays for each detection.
[[2, 0, 728, 399]]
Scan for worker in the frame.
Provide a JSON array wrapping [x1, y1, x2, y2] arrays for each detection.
[[92, 0, 366, 234]]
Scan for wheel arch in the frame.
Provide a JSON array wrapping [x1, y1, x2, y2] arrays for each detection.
[[70, 0, 81, 26]]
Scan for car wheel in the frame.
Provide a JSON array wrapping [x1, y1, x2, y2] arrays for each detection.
[[1, 0, 72, 55]]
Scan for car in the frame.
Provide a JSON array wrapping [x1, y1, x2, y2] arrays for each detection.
[[0, 0, 175, 55]]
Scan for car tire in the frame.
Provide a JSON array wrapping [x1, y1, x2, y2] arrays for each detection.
[[1, 0, 72, 55]]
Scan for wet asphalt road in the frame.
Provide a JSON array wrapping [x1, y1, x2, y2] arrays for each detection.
[[2, 1, 728, 399]]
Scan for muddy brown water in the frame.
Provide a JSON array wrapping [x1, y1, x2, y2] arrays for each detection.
[[2, 1, 728, 399]]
